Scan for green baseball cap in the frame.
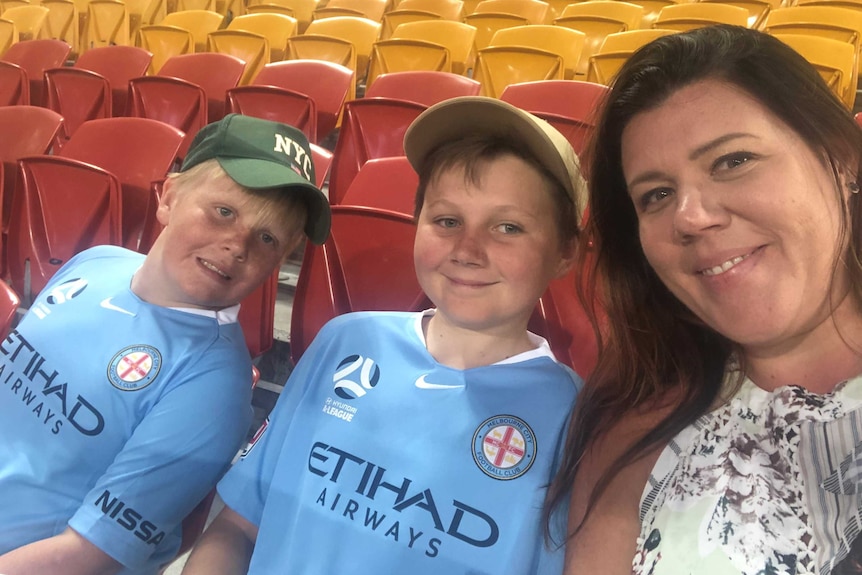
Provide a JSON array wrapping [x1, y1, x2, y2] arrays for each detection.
[[182, 114, 331, 245]]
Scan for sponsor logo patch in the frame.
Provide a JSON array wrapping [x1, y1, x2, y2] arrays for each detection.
[[472, 415, 536, 480], [107, 345, 162, 391], [332, 355, 380, 400]]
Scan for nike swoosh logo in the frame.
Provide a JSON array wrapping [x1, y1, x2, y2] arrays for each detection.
[[100, 297, 135, 316], [414, 374, 464, 390]]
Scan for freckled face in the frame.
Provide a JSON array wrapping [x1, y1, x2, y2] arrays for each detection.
[[622, 79, 848, 355], [147, 171, 297, 310], [413, 154, 574, 336]]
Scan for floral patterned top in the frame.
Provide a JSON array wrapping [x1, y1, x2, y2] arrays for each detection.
[[635, 371, 862, 575]]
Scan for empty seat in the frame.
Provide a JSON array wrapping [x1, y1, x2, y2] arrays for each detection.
[[364, 69, 480, 105], [1, 38, 71, 106]]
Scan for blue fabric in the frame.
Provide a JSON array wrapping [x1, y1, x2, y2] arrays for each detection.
[[220, 311, 580, 575], [0, 246, 253, 574]]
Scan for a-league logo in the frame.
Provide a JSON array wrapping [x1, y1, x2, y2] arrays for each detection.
[[332, 355, 380, 400]]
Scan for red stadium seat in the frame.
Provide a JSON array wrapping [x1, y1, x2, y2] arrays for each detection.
[[1, 38, 71, 107]]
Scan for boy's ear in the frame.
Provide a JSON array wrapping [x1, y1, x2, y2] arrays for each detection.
[[156, 178, 178, 226], [554, 238, 577, 279]]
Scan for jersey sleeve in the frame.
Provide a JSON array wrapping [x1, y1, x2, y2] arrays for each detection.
[[67, 354, 253, 569], [217, 317, 342, 527]]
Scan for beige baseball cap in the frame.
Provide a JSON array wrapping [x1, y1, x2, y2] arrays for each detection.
[[403, 96, 587, 219]]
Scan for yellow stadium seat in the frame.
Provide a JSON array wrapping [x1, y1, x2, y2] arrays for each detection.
[[471, 0, 550, 23], [0, 17, 17, 55], [138, 24, 194, 73], [248, 0, 316, 32], [390, 19, 475, 74], [700, 0, 777, 29], [653, 2, 750, 30], [798, 0, 862, 8], [246, 3, 296, 18], [463, 11, 527, 50], [397, 0, 464, 17], [160, 9, 223, 51], [366, 37, 449, 86], [489, 23, 584, 79], [380, 9, 440, 39], [0, 0, 30, 15], [586, 28, 675, 84], [624, 0, 680, 28], [303, 15, 381, 82], [1, 4, 48, 40], [474, 44, 563, 97], [554, 1, 642, 78], [207, 29, 269, 84], [772, 32, 857, 108], [85, 0, 129, 49], [39, 0, 77, 52], [228, 12, 296, 61], [313, 0, 387, 21], [174, 0, 216, 12]]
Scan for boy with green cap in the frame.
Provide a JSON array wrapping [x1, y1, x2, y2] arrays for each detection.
[[0, 114, 330, 575]]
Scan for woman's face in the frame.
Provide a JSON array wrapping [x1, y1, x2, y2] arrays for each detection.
[[621, 78, 850, 357]]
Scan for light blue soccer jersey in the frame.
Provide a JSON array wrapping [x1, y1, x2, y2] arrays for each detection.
[[219, 310, 581, 574], [0, 246, 253, 574]]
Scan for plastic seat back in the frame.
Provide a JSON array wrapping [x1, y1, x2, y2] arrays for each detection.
[[304, 16, 382, 83], [207, 29, 268, 85], [625, 0, 680, 27], [74, 45, 152, 115], [160, 8, 223, 51], [339, 156, 418, 215], [44, 67, 112, 140], [128, 75, 206, 158], [0, 105, 63, 260], [58, 117, 184, 251], [228, 12, 297, 61], [175, 0, 217, 12], [586, 28, 675, 85], [8, 156, 122, 303], [1, 38, 71, 106], [463, 12, 527, 51], [474, 45, 563, 98], [248, 0, 315, 32], [0, 0, 29, 13], [764, 6, 862, 74], [390, 19, 476, 75], [286, 35, 357, 99], [38, 0, 77, 52], [701, 0, 775, 29], [138, 24, 194, 74], [398, 0, 465, 20], [0, 279, 19, 339], [158, 51, 246, 121], [553, 1, 643, 77], [472, 0, 550, 23], [0, 61, 28, 104], [312, 0, 387, 22], [85, 0, 129, 49], [329, 97, 426, 205], [250, 59, 354, 142], [0, 18, 17, 56], [311, 142, 332, 187], [1, 5, 49, 40], [366, 38, 450, 88], [226, 85, 317, 142], [237, 270, 277, 357], [290, 205, 426, 364], [772, 32, 857, 108], [653, 2, 749, 31], [490, 24, 584, 79], [381, 9, 441, 40], [365, 69, 480, 104]]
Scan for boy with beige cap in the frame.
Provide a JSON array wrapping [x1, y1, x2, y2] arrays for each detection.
[[0, 114, 330, 575], [183, 97, 587, 575]]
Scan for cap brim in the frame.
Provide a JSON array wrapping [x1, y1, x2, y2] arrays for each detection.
[[219, 156, 331, 245], [403, 96, 576, 204]]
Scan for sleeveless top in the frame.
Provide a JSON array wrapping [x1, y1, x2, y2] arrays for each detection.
[[636, 371, 862, 575]]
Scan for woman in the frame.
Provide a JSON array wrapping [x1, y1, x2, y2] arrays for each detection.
[[548, 24, 862, 574]]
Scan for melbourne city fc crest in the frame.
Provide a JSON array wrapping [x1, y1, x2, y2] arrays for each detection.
[[472, 415, 536, 480], [332, 355, 380, 400], [108, 345, 162, 391]]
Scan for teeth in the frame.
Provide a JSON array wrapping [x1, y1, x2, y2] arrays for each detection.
[[201, 259, 229, 279], [701, 255, 746, 276]]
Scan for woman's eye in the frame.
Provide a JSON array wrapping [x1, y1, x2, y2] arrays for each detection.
[[435, 217, 458, 228], [498, 223, 523, 234], [260, 233, 274, 245], [713, 152, 753, 173], [638, 188, 672, 211], [217, 207, 233, 217]]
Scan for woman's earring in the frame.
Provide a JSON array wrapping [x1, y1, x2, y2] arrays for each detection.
[[850, 182, 860, 194]]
